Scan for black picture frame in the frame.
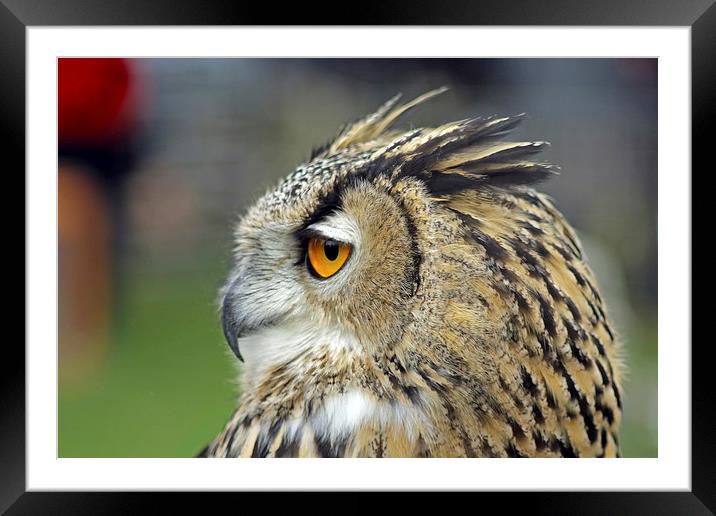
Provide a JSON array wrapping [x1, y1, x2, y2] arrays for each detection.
[[4, 0, 709, 512]]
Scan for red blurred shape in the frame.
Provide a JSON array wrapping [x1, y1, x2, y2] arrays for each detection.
[[58, 58, 137, 146]]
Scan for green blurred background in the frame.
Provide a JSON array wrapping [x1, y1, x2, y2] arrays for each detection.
[[58, 58, 657, 457]]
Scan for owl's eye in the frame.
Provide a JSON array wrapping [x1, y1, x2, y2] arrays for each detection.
[[306, 237, 352, 279]]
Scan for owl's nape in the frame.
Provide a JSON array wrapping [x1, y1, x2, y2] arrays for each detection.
[[201, 89, 623, 458]]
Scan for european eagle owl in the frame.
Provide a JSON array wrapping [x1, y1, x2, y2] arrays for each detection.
[[201, 88, 623, 458]]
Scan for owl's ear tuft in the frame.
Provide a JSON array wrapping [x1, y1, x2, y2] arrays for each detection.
[[391, 115, 559, 196], [315, 91, 559, 197], [426, 160, 560, 197], [312, 88, 449, 159]]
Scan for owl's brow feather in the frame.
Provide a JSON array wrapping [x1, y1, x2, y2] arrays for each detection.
[[295, 227, 329, 242], [299, 183, 344, 231]]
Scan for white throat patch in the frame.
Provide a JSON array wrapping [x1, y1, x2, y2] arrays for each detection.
[[309, 388, 428, 444], [237, 318, 361, 388]]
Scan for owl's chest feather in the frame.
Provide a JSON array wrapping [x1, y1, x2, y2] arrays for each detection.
[[243, 389, 427, 457], [231, 320, 428, 456]]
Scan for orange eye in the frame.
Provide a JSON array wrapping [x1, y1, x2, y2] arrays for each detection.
[[307, 237, 352, 279]]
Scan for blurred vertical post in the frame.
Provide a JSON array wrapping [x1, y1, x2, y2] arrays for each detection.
[[58, 58, 142, 388]]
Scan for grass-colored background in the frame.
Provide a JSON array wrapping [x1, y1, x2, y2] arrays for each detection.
[[60, 255, 236, 457]]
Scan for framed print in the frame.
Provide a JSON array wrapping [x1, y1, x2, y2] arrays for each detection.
[[5, 0, 710, 511]]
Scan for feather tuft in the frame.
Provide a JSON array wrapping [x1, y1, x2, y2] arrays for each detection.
[[313, 88, 449, 158]]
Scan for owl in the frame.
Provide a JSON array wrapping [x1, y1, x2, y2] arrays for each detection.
[[200, 88, 623, 458]]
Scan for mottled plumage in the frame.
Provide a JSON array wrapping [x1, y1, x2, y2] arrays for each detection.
[[201, 89, 623, 458]]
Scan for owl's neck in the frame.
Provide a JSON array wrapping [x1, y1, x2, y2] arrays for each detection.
[[236, 317, 364, 392], [210, 320, 431, 456]]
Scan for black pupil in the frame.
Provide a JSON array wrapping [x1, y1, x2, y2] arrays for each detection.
[[323, 240, 340, 261]]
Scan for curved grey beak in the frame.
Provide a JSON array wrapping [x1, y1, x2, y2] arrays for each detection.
[[221, 289, 243, 363]]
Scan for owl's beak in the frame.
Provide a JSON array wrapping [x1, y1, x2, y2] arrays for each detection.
[[221, 292, 244, 363]]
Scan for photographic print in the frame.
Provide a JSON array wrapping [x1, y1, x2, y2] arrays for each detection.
[[57, 58, 657, 459]]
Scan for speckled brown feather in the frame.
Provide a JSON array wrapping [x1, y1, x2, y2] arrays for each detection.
[[204, 89, 623, 458]]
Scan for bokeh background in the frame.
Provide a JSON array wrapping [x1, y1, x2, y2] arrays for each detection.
[[58, 58, 657, 457]]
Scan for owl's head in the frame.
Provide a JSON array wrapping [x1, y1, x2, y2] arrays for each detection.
[[221, 88, 558, 388]]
